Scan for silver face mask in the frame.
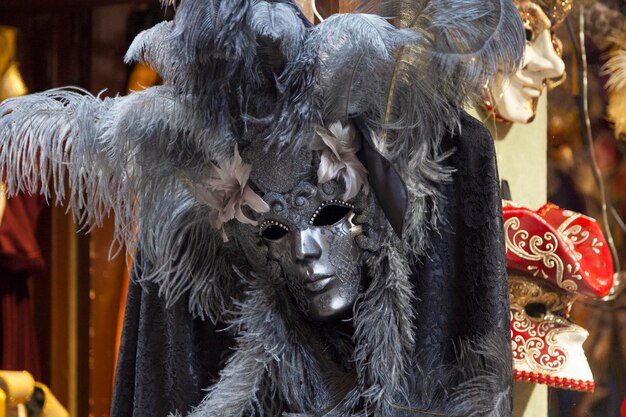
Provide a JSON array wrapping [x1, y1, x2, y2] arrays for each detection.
[[239, 180, 370, 322], [265, 208, 363, 322]]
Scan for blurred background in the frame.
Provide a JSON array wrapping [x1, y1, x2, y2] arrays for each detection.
[[547, 1, 626, 415], [0, 3, 177, 417]]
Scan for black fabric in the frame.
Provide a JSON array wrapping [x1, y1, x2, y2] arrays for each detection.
[[412, 112, 509, 358], [356, 121, 408, 238], [111, 278, 234, 417], [111, 112, 510, 416], [405, 112, 512, 414]]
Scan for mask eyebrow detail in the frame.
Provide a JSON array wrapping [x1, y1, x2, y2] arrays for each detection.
[[518, 2, 551, 40], [259, 220, 290, 240], [309, 199, 355, 226]]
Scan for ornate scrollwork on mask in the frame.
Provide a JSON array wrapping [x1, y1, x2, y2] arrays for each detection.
[[553, 210, 606, 263], [504, 202, 614, 299], [509, 275, 594, 390], [504, 216, 581, 292], [511, 307, 569, 373], [509, 276, 570, 311]]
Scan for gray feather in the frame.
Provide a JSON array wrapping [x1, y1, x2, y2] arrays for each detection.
[[396, 331, 513, 417], [124, 21, 181, 84], [312, 13, 422, 122], [0, 88, 115, 228], [250, 1, 307, 61], [0, 86, 241, 321]]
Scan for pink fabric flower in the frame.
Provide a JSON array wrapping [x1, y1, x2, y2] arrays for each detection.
[[192, 145, 269, 240], [311, 122, 368, 200]]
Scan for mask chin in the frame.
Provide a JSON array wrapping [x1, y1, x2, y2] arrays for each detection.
[[495, 93, 538, 124], [301, 268, 366, 323]]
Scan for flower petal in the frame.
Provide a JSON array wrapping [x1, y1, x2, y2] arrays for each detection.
[[318, 151, 344, 183], [311, 128, 328, 151], [340, 154, 368, 200], [232, 148, 252, 186], [314, 125, 342, 160], [235, 209, 258, 226], [242, 186, 270, 213]]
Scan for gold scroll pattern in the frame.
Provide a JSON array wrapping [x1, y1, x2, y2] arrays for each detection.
[[511, 307, 570, 373], [504, 214, 587, 292], [509, 276, 574, 374]]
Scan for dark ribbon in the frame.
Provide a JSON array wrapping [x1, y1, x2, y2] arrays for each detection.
[[354, 120, 408, 239]]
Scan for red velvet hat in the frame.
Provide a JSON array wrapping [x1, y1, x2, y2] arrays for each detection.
[[503, 202, 614, 298]]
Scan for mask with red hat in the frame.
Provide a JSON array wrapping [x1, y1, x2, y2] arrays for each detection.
[[503, 201, 614, 391]]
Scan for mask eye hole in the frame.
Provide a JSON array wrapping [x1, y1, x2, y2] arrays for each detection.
[[310, 201, 354, 227], [525, 302, 548, 319], [260, 222, 289, 241], [525, 28, 534, 42]]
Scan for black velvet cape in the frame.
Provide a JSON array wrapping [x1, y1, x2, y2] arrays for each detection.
[[111, 112, 511, 417]]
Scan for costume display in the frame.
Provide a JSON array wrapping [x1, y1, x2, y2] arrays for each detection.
[[0, 25, 43, 379], [0, 0, 526, 415], [484, 0, 572, 124], [503, 202, 614, 391]]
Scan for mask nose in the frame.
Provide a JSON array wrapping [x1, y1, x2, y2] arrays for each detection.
[[294, 228, 323, 263], [525, 30, 565, 80]]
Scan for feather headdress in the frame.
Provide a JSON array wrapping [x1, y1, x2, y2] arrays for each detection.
[[0, 0, 523, 318], [0, 1, 523, 415]]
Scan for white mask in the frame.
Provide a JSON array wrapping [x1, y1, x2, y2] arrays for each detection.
[[510, 275, 595, 391], [485, 1, 567, 124]]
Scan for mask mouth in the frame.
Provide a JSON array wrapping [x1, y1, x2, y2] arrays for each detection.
[[304, 275, 335, 293]]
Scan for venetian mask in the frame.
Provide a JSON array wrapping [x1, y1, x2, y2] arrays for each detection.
[[509, 274, 594, 391], [503, 202, 614, 391], [485, 0, 571, 123], [229, 123, 376, 322], [255, 182, 369, 321]]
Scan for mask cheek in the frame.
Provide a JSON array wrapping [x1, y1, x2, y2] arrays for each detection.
[[236, 226, 271, 269], [325, 222, 362, 279], [236, 223, 290, 278], [511, 304, 595, 390], [552, 325, 589, 359], [267, 240, 297, 275]]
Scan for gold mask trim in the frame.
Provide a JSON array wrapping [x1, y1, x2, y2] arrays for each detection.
[[516, 1, 551, 40], [509, 274, 577, 315], [513, 0, 573, 29], [535, 0, 574, 27]]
